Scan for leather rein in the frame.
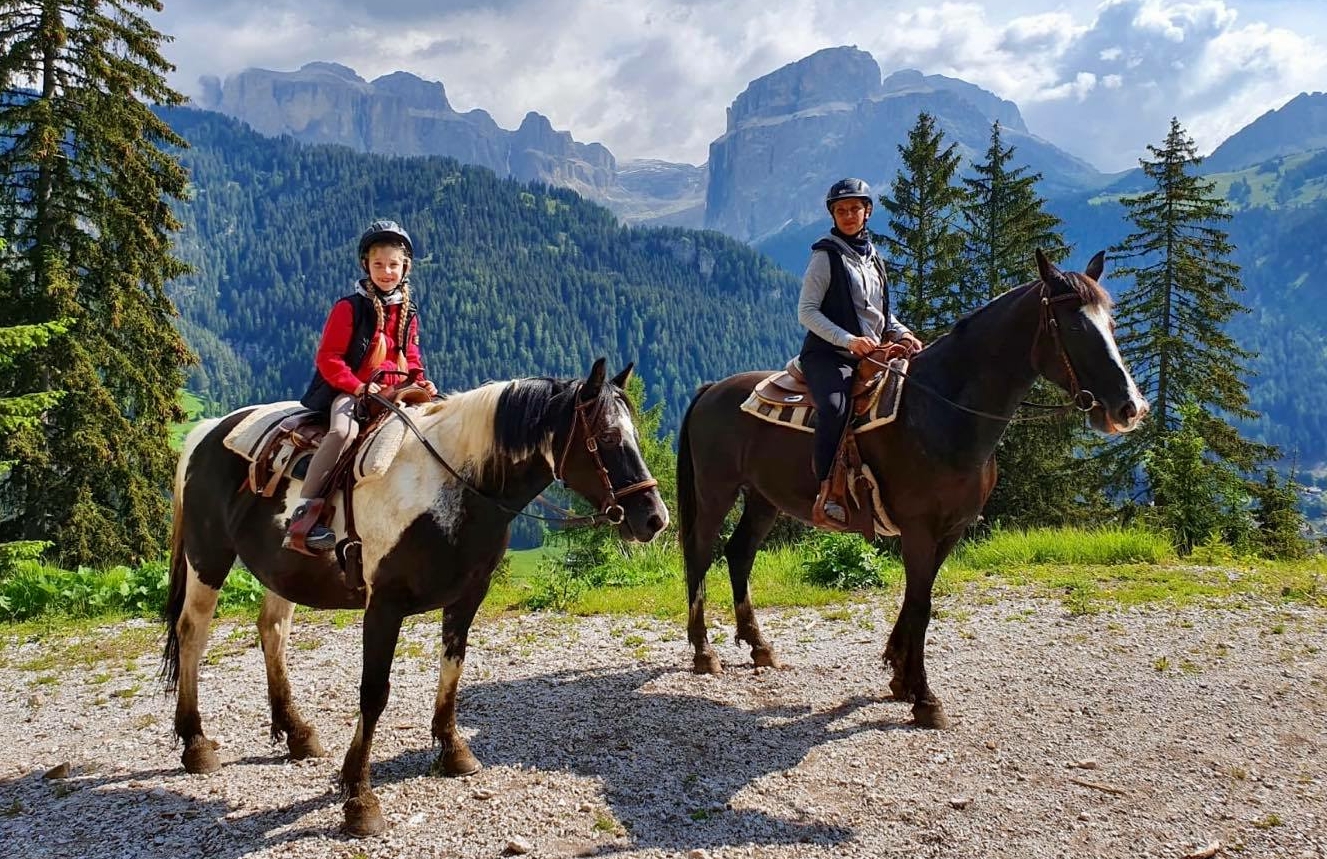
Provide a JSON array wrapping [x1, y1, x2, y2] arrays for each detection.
[[864, 280, 1099, 424], [367, 387, 656, 528]]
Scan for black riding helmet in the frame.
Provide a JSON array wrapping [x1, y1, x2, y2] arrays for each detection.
[[357, 219, 414, 263], [825, 177, 873, 212]]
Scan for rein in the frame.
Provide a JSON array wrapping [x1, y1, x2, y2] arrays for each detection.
[[366, 389, 651, 528], [864, 281, 1099, 424]]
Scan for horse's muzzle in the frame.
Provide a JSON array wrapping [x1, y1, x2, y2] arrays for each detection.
[[619, 489, 669, 542]]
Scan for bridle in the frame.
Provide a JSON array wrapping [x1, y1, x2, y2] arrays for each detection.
[[1030, 277, 1100, 414], [368, 385, 655, 527], [863, 278, 1101, 423], [553, 391, 659, 525]]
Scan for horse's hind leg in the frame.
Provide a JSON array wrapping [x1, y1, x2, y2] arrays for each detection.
[[726, 492, 782, 669], [257, 591, 327, 761], [173, 560, 227, 774], [685, 484, 739, 675]]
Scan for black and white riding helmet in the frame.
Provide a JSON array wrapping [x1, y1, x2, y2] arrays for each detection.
[[357, 219, 414, 260], [825, 177, 873, 212]]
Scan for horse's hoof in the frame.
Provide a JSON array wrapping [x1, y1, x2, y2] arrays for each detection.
[[342, 794, 387, 838], [182, 739, 221, 774], [692, 651, 723, 675], [912, 701, 950, 730], [287, 728, 327, 760], [429, 746, 481, 777], [752, 647, 783, 670]]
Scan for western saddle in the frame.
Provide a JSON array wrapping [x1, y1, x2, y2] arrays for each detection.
[[752, 343, 909, 539]]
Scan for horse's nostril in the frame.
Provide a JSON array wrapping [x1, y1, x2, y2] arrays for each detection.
[[1120, 401, 1137, 422], [646, 514, 666, 534]]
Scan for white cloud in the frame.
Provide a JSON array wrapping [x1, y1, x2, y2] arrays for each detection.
[[151, 0, 1327, 171]]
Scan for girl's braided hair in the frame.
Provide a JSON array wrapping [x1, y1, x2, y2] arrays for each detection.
[[363, 238, 413, 370]]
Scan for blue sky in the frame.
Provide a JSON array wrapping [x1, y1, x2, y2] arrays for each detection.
[[151, 0, 1327, 172]]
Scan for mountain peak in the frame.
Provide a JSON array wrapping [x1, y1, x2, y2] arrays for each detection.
[[880, 68, 1026, 133], [1205, 92, 1327, 173], [370, 71, 451, 112], [728, 46, 881, 130], [298, 62, 365, 83]]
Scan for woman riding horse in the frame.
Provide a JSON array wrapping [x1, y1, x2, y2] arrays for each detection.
[[799, 178, 923, 530], [680, 249, 1147, 729]]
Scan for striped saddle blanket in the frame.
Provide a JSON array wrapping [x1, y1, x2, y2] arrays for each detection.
[[739, 356, 908, 434]]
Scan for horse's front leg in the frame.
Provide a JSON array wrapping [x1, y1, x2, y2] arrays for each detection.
[[340, 600, 404, 837], [430, 589, 485, 777], [257, 591, 326, 761], [884, 530, 958, 729]]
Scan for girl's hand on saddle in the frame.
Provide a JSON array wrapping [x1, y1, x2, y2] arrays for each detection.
[[421, 379, 438, 397], [847, 336, 879, 358], [356, 382, 382, 397], [897, 333, 924, 355]]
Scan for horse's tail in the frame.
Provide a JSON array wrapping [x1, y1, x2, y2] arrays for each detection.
[[677, 382, 714, 565], [162, 424, 205, 693]]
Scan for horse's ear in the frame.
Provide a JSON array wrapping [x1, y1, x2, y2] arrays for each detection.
[[1034, 248, 1061, 284], [610, 362, 634, 390], [1085, 250, 1106, 282], [582, 357, 607, 401]]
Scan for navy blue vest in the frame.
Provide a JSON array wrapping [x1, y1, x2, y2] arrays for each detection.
[[800, 237, 891, 356], [300, 292, 417, 412]]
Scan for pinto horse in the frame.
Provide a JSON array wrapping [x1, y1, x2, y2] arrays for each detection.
[[163, 358, 667, 836], [678, 250, 1148, 728]]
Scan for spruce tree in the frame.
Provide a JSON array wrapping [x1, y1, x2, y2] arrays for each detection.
[[0, 0, 194, 566], [959, 122, 1096, 527], [875, 112, 967, 340], [1107, 118, 1272, 498]]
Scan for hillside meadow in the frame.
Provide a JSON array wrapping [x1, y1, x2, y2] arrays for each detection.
[[2, 527, 1323, 636]]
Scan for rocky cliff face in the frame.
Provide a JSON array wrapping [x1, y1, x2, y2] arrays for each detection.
[[704, 47, 1104, 242], [197, 63, 614, 193], [196, 63, 705, 224]]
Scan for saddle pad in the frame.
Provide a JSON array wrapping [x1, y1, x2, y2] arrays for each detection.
[[222, 402, 310, 461], [352, 410, 413, 485], [739, 357, 909, 434], [223, 400, 420, 487]]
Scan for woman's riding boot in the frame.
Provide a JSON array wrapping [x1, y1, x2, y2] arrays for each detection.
[[812, 479, 850, 532]]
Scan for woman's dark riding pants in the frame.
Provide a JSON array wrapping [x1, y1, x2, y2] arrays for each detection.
[[800, 350, 856, 481]]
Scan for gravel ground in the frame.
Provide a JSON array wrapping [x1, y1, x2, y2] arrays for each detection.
[[1, 589, 1325, 859]]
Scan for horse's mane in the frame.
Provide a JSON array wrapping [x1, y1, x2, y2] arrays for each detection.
[[407, 375, 630, 476], [923, 269, 1111, 357]]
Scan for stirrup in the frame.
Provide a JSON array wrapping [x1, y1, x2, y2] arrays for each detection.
[[812, 493, 851, 533], [284, 500, 334, 555]]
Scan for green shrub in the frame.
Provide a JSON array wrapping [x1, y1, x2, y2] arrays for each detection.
[[800, 532, 896, 589]]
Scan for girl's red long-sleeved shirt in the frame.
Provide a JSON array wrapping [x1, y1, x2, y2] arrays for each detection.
[[313, 299, 425, 395]]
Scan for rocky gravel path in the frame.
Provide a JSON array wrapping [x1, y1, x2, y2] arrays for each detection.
[[1, 591, 1325, 859]]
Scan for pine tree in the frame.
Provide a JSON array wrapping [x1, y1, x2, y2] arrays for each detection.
[[875, 112, 968, 340], [959, 122, 1097, 527], [1249, 466, 1309, 560], [0, 1, 194, 566], [1107, 117, 1272, 500], [960, 122, 1066, 306]]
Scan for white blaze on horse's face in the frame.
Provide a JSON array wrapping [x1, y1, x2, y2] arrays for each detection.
[[1082, 302, 1148, 434]]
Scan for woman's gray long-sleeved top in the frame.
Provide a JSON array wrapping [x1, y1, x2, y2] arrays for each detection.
[[797, 235, 911, 351]]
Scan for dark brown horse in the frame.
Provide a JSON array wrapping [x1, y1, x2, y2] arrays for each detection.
[[163, 358, 667, 836], [678, 250, 1147, 728]]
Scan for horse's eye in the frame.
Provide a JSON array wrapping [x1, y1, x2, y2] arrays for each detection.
[[598, 427, 622, 447]]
